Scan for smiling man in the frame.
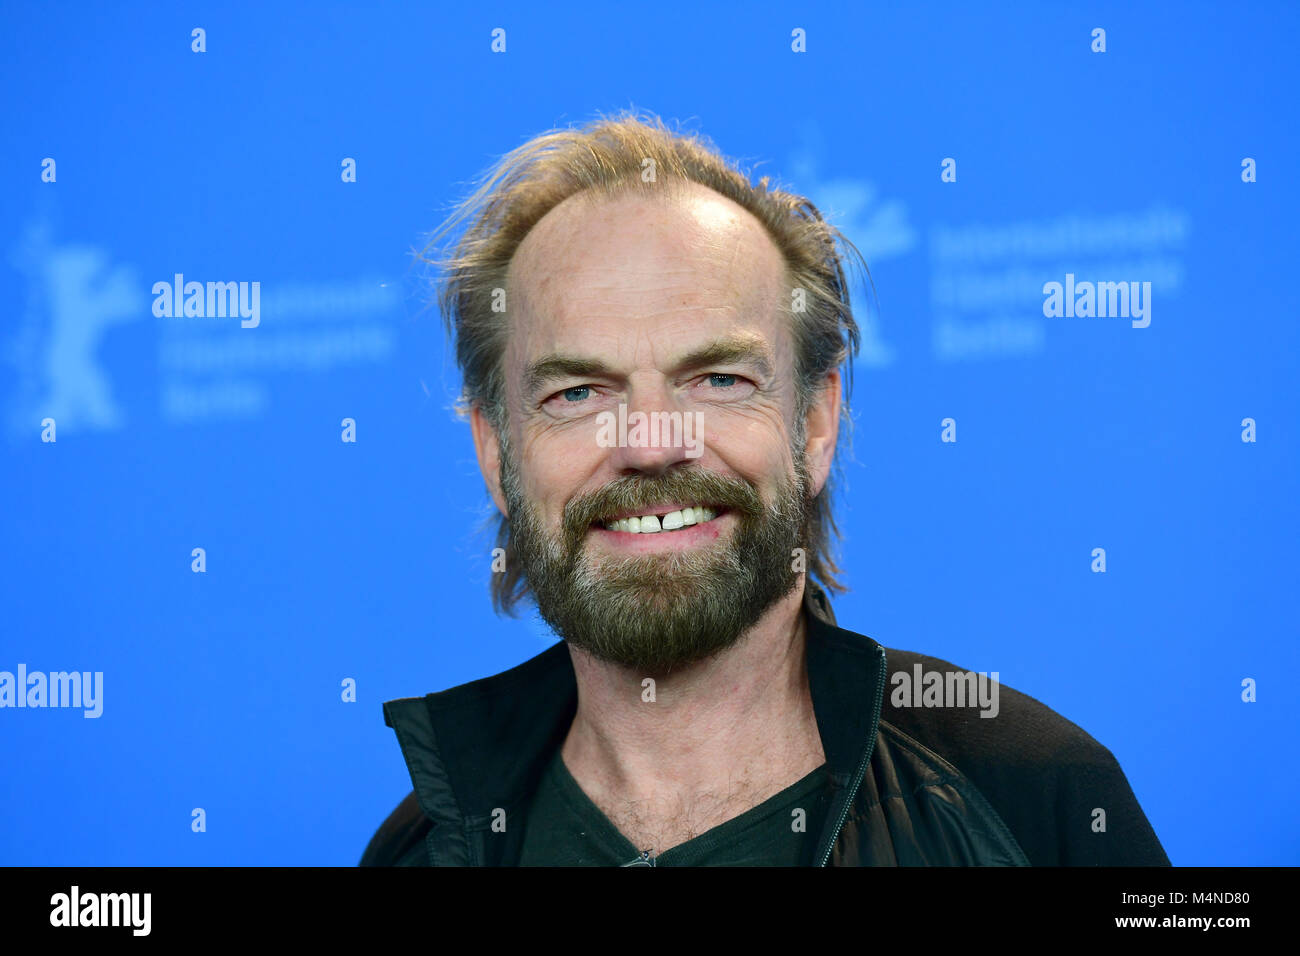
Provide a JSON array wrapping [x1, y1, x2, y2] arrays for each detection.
[[360, 112, 1169, 866]]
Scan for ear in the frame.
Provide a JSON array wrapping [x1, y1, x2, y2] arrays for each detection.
[[801, 369, 841, 497], [470, 403, 509, 517]]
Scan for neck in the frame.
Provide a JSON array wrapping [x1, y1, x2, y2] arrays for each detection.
[[559, 580, 825, 846]]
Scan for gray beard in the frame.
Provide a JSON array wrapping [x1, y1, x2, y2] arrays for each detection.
[[500, 445, 814, 675]]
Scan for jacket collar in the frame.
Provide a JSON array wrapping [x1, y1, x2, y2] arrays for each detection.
[[383, 581, 886, 848]]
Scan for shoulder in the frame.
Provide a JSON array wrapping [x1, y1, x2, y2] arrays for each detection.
[[881, 646, 1112, 770], [359, 791, 432, 866], [878, 646, 1169, 866]]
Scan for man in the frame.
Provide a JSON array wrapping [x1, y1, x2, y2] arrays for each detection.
[[360, 112, 1169, 866]]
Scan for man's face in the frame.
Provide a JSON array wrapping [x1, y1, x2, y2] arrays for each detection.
[[478, 182, 832, 674]]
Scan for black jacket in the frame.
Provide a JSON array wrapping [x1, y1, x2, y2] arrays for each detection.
[[361, 585, 1170, 865]]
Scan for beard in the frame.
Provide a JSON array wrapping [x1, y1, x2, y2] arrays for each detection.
[[499, 433, 815, 675]]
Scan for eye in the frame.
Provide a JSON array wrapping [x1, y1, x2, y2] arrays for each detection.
[[692, 372, 755, 401], [541, 383, 604, 416]]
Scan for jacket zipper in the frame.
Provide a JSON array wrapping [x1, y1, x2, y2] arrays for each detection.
[[817, 646, 887, 867]]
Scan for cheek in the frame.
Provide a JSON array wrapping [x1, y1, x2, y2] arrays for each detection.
[[709, 419, 796, 483], [520, 428, 601, 504]]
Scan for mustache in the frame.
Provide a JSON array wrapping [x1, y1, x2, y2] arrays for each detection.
[[560, 471, 764, 542]]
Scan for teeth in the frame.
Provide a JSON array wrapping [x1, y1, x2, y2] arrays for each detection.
[[603, 506, 720, 532]]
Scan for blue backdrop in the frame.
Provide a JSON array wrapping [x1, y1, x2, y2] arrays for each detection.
[[1, 1, 1296, 866]]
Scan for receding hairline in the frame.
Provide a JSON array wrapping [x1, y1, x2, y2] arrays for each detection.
[[503, 177, 796, 332], [427, 110, 863, 608]]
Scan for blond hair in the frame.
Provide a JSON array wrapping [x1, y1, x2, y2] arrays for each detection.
[[418, 109, 867, 614]]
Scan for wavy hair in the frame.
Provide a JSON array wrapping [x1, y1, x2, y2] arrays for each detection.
[[418, 109, 868, 615]]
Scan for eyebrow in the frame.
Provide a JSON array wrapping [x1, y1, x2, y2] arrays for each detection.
[[523, 333, 776, 401]]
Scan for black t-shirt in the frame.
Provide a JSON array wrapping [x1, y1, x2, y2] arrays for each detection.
[[518, 750, 834, 866]]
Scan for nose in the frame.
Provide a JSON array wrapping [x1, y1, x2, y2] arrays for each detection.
[[602, 382, 698, 475]]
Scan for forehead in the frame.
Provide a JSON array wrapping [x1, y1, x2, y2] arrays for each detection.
[[505, 182, 789, 347]]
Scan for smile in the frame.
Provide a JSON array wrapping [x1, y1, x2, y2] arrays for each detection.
[[597, 505, 724, 534]]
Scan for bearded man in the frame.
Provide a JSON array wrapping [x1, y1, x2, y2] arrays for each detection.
[[360, 113, 1169, 867]]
